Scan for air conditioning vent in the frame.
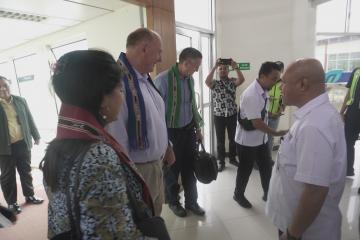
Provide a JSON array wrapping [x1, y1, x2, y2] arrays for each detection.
[[0, 10, 47, 22]]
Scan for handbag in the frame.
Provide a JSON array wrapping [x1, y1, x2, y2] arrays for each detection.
[[193, 141, 218, 184], [126, 187, 171, 240], [237, 98, 267, 131]]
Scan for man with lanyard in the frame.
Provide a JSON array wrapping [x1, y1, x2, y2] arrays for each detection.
[[205, 58, 245, 172], [107, 28, 175, 217], [267, 61, 285, 154], [155, 47, 205, 217], [266, 59, 346, 240], [233, 61, 287, 209], [340, 66, 360, 177]]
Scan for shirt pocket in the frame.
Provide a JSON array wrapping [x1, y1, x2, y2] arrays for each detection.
[[277, 133, 297, 177]]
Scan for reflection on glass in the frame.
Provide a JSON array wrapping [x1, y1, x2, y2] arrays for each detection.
[[349, 0, 360, 32], [176, 34, 191, 58], [203, 106, 210, 151], [316, 0, 347, 32], [201, 36, 210, 104], [175, 0, 213, 30]]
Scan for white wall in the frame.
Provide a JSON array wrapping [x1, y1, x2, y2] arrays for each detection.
[[0, 3, 142, 167], [0, 3, 142, 61], [216, 0, 316, 129]]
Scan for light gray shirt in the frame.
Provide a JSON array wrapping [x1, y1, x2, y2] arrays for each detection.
[[266, 93, 346, 240], [155, 70, 193, 128], [107, 69, 168, 163]]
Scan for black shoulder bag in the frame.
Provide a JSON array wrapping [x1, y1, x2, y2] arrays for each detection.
[[126, 187, 171, 240], [237, 98, 267, 131]]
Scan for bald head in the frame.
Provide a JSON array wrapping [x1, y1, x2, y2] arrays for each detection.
[[287, 58, 325, 87], [124, 28, 162, 74], [281, 58, 326, 107], [126, 28, 161, 49]]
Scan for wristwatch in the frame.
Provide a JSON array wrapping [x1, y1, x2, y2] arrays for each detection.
[[287, 229, 301, 240]]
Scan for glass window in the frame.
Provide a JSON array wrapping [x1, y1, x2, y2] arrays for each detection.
[[203, 106, 211, 151], [350, 59, 360, 70], [176, 34, 192, 58], [175, 0, 213, 30], [201, 36, 210, 104], [316, 0, 347, 32], [329, 54, 337, 60], [338, 53, 349, 60], [328, 61, 337, 70], [349, 0, 360, 32], [336, 60, 348, 70], [350, 52, 360, 58]]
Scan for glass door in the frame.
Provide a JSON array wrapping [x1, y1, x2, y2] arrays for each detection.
[[176, 27, 214, 152]]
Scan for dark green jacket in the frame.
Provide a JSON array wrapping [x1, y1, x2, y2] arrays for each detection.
[[0, 95, 40, 155]]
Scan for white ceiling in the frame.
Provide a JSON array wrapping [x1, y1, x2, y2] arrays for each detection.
[[0, 0, 128, 51]]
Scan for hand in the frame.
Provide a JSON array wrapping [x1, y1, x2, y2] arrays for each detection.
[[34, 139, 40, 145], [275, 130, 288, 136], [196, 129, 203, 142], [163, 145, 176, 166], [215, 58, 221, 67], [231, 59, 238, 69]]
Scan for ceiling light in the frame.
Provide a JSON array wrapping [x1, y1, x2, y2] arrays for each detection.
[[0, 10, 47, 22]]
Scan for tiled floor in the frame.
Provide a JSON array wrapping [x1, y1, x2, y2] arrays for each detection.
[[161, 144, 360, 240], [1, 145, 360, 239]]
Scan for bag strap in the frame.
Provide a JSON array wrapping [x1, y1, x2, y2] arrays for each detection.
[[64, 144, 92, 239], [126, 185, 152, 221]]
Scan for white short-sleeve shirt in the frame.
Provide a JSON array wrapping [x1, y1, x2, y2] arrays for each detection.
[[266, 93, 346, 240], [235, 80, 268, 146]]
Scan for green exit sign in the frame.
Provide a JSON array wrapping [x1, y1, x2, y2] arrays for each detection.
[[237, 62, 250, 70]]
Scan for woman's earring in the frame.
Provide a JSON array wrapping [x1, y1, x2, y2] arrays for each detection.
[[102, 114, 107, 120]]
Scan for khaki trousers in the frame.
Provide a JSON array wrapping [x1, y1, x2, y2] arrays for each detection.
[[135, 160, 164, 216]]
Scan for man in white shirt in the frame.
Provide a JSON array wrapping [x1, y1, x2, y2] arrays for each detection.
[[266, 59, 346, 240], [234, 62, 287, 209], [107, 28, 175, 216]]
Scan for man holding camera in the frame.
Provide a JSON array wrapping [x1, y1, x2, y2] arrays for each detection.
[[205, 58, 245, 172], [233, 62, 287, 208]]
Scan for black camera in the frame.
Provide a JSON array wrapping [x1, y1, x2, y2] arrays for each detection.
[[219, 58, 232, 65]]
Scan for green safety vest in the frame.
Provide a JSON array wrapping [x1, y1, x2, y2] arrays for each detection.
[[346, 68, 360, 106], [268, 81, 282, 114]]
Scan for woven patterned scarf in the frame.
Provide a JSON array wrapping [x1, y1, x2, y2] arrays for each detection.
[[166, 64, 203, 128], [56, 103, 153, 212], [118, 52, 148, 150]]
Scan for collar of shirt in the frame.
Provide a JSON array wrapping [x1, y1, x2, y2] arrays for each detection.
[[293, 93, 329, 120], [133, 68, 149, 82], [0, 95, 13, 105], [254, 79, 268, 99]]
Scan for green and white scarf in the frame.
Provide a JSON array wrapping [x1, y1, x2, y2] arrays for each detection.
[[166, 64, 203, 129]]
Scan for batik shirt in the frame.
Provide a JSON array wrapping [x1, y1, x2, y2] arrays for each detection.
[[46, 142, 154, 240], [211, 78, 237, 117]]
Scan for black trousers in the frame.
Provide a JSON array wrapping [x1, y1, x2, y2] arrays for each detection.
[[234, 143, 272, 197], [0, 140, 34, 205], [214, 114, 237, 164], [164, 127, 198, 206], [344, 108, 360, 175]]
